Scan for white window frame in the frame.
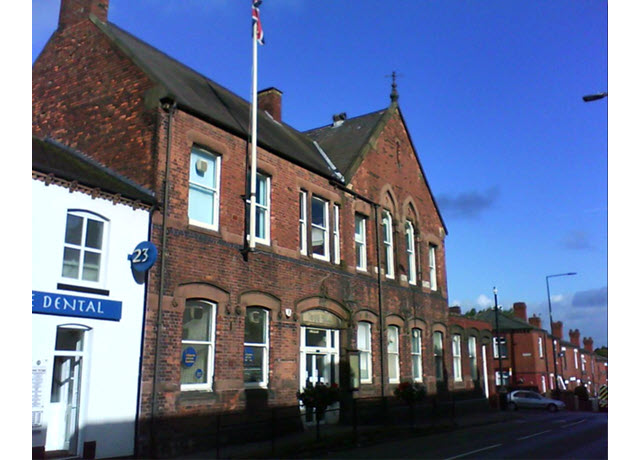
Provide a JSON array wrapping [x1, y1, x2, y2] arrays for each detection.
[[495, 370, 509, 386], [452, 334, 462, 381], [468, 336, 478, 380], [493, 337, 507, 359], [181, 300, 217, 391], [382, 211, 395, 278], [244, 307, 269, 388], [411, 328, 423, 382], [248, 173, 270, 245], [357, 322, 372, 384], [574, 349, 578, 368], [311, 196, 330, 261], [333, 204, 341, 264], [61, 210, 109, 287], [188, 146, 221, 231], [581, 354, 586, 372], [433, 331, 444, 381], [538, 337, 544, 358], [355, 214, 367, 271], [405, 221, 417, 285], [299, 191, 307, 254], [387, 326, 400, 384], [428, 244, 437, 290]]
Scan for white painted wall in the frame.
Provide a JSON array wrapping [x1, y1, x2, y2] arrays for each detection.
[[32, 179, 151, 459]]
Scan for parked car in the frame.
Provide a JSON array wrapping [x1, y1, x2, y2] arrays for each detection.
[[506, 390, 566, 412]]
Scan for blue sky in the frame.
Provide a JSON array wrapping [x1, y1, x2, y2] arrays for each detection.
[[32, 1, 611, 348]]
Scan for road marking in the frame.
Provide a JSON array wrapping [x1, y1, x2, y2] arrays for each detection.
[[444, 444, 503, 460], [517, 430, 551, 440], [562, 419, 585, 428]]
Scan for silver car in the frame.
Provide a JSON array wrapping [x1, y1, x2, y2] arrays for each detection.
[[506, 390, 566, 412]]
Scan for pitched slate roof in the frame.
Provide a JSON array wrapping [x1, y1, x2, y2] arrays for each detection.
[[92, 18, 338, 180], [475, 310, 535, 332], [32, 136, 157, 205], [305, 109, 387, 175]]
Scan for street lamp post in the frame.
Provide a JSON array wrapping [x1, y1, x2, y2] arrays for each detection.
[[493, 287, 504, 409], [582, 92, 607, 102], [546, 272, 577, 396]]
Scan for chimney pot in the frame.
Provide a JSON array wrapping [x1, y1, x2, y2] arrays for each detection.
[[551, 321, 563, 340]]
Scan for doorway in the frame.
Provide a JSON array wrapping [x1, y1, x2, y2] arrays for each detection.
[[300, 327, 340, 423], [46, 326, 88, 455]]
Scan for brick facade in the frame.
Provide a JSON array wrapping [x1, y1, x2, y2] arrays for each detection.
[[33, 1, 460, 456]]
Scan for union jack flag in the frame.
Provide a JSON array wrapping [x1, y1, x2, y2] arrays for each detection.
[[252, 1, 264, 45]]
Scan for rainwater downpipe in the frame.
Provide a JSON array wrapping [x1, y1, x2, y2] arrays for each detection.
[[151, 99, 176, 445]]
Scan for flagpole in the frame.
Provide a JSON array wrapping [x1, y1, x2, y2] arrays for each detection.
[[249, 18, 258, 250]]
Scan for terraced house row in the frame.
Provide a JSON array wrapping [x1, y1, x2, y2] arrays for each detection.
[[32, 1, 606, 459]]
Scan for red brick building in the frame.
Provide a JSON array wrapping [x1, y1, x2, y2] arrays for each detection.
[[475, 303, 607, 397], [33, 1, 464, 456]]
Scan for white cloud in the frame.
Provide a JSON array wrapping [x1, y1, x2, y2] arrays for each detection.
[[476, 294, 492, 308], [551, 294, 564, 303]]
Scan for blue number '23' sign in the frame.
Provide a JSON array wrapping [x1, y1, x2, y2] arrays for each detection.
[[128, 241, 158, 273]]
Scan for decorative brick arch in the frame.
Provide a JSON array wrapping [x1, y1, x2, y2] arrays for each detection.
[[296, 296, 350, 324], [173, 282, 231, 315], [402, 197, 421, 229], [238, 290, 281, 312], [379, 185, 399, 216]]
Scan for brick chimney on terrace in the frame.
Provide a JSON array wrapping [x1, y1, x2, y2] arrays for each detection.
[[551, 321, 563, 340], [528, 315, 542, 329], [583, 337, 594, 353], [449, 306, 461, 315], [60, 0, 109, 29], [513, 302, 527, 321], [258, 87, 282, 122], [569, 329, 581, 347]]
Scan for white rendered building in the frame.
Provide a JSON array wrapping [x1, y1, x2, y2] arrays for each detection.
[[32, 137, 156, 459]]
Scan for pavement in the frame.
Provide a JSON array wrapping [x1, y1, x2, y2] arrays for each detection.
[[171, 408, 523, 460]]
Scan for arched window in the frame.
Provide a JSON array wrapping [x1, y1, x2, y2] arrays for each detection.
[[387, 326, 400, 383], [181, 300, 217, 390], [382, 211, 395, 278], [244, 307, 269, 387], [452, 334, 462, 381], [411, 328, 423, 382], [61, 210, 108, 285], [405, 221, 416, 285], [433, 331, 444, 381], [357, 322, 372, 384]]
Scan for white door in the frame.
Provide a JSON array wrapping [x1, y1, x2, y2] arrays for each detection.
[[300, 327, 340, 423], [46, 327, 86, 454]]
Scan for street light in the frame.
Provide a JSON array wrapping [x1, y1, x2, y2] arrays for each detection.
[[546, 272, 577, 396], [582, 92, 607, 102], [493, 286, 504, 409]]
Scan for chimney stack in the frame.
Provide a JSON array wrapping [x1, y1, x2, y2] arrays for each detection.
[[528, 315, 542, 329], [583, 337, 594, 353], [569, 329, 581, 347], [513, 302, 527, 321], [551, 321, 563, 340], [60, 0, 109, 29], [449, 306, 461, 315], [257, 87, 282, 122]]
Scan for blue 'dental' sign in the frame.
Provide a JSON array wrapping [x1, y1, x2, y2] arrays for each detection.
[[182, 347, 197, 367], [128, 241, 158, 273], [32, 291, 122, 321]]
